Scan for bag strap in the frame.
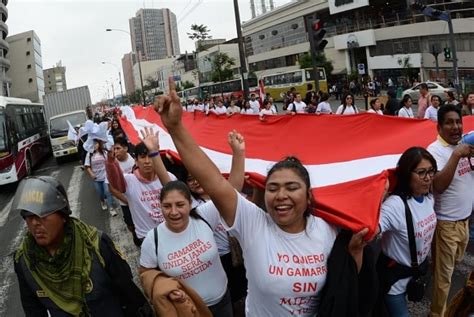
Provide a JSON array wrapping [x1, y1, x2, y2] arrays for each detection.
[[154, 227, 158, 256], [401, 196, 418, 271]]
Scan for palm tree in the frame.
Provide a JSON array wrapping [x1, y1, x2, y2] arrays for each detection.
[[187, 24, 212, 52]]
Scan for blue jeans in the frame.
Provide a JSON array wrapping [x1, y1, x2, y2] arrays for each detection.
[[93, 181, 113, 208], [384, 293, 409, 317]]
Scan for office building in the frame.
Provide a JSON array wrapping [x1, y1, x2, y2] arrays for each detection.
[[43, 63, 67, 94], [6, 30, 44, 103], [0, 0, 10, 96], [243, 0, 474, 90], [129, 8, 180, 61], [122, 52, 135, 95]]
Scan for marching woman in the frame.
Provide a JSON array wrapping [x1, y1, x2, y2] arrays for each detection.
[[336, 93, 359, 115], [139, 181, 233, 317], [367, 98, 384, 115], [151, 78, 376, 317], [376, 147, 437, 316], [398, 95, 415, 118]]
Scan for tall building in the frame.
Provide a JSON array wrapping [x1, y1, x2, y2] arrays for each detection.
[[243, 0, 474, 90], [6, 30, 44, 103], [121, 52, 135, 95], [0, 0, 10, 96], [43, 63, 67, 94], [129, 8, 180, 61]]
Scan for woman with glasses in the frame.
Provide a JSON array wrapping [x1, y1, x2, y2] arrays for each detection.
[[376, 147, 438, 316], [336, 93, 359, 115]]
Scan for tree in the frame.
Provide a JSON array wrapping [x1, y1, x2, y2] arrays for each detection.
[[144, 75, 159, 91], [182, 81, 195, 89], [299, 52, 334, 77], [187, 24, 212, 52], [128, 89, 142, 104], [397, 55, 417, 81], [211, 52, 236, 83]]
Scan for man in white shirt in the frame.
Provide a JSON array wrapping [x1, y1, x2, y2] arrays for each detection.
[[106, 137, 140, 246], [249, 94, 260, 114], [287, 93, 306, 114], [106, 129, 175, 245], [427, 105, 474, 317]]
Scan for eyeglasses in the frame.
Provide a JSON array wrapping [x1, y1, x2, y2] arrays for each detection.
[[412, 168, 436, 179]]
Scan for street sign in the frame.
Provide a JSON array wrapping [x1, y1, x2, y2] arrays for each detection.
[[173, 75, 181, 81], [358, 63, 366, 75]]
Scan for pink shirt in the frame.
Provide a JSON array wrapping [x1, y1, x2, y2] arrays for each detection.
[[417, 93, 431, 118]]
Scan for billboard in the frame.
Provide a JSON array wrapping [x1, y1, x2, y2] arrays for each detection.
[[329, 0, 370, 15]]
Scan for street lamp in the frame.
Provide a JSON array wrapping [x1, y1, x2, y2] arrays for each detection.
[[105, 28, 146, 105], [101, 61, 124, 100]]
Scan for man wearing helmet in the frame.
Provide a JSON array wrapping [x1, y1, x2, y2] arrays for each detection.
[[12, 176, 152, 316]]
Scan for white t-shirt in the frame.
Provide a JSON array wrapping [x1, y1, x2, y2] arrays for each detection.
[[249, 100, 260, 114], [193, 198, 231, 256], [140, 217, 227, 306], [424, 106, 438, 122], [270, 104, 278, 114], [212, 106, 227, 115], [379, 195, 437, 295], [84, 151, 107, 181], [289, 101, 306, 114], [428, 138, 474, 221], [398, 107, 414, 118], [123, 172, 176, 238], [367, 109, 383, 115], [105, 154, 135, 205], [259, 108, 276, 116], [195, 103, 207, 112], [220, 193, 338, 317], [241, 108, 255, 115], [336, 105, 358, 115], [186, 104, 196, 112], [316, 102, 332, 114], [227, 106, 241, 114]]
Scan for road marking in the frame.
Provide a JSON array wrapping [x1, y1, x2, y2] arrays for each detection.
[[0, 170, 60, 316], [67, 166, 84, 218]]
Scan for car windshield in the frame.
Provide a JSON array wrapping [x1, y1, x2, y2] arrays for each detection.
[[50, 112, 86, 138], [0, 112, 7, 153]]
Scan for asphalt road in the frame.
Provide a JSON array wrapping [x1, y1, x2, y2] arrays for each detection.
[[0, 155, 471, 317]]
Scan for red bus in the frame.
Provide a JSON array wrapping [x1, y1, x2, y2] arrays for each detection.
[[0, 97, 50, 185]]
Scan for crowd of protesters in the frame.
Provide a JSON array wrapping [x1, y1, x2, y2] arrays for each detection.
[[10, 76, 474, 317]]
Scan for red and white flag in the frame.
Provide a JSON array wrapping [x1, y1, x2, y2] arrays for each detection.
[[119, 106, 474, 236], [258, 79, 266, 105]]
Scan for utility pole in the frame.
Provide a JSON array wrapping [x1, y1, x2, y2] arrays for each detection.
[[305, 14, 328, 93], [136, 50, 146, 105], [233, 0, 249, 99]]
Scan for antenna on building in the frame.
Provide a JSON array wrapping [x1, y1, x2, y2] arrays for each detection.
[[250, 0, 256, 18], [260, 0, 266, 14]]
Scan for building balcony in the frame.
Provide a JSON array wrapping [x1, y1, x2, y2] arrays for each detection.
[[0, 2, 7, 21], [0, 56, 9, 69], [0, 38, 8, 51]]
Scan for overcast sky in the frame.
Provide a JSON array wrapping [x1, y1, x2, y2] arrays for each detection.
[[7, 0, 291, 103]]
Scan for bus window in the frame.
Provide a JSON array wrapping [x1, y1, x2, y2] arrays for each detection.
[[0, 111, 6, 152]]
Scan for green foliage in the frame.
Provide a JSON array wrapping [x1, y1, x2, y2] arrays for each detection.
[[188, 24, 212, 52], [211, 52, 236, 83], [181, 80, 195, 89], [299, 52, 334, 76], [128, 89, 142, 104]]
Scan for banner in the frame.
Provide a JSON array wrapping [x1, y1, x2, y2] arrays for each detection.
[[119, 106, 474, 236]]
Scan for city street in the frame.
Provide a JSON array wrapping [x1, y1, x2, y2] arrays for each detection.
[[0, 155, 472, 316]]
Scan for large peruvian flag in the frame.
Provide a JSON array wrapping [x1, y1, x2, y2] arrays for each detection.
[[119, 106, 474, 237]]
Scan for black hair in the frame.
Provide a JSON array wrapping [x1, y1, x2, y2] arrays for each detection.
[[431, 95, 441, 103], [341, 93, 356, 113], [392, 147, 437, 198], [370, 98, 379, 110], [437, 104, 461, 124], [420, 83, 428, 90], [387, 89, 396, 99], [446, 91, 456, 100], [307, 83, 313, 90], [400, 95, 412, 108], [159, 180, 202, 219], [320, 92, 329, 102], [134, 142, 149, 158], [266, 156, 314, 217], [114, 137, 129, 148]]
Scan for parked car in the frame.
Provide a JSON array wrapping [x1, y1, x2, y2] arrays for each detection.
[[402, 81, 456, 103]]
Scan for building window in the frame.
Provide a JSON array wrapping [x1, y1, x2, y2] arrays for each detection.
[[27, 37, 31, 42], [26, 51, 30, 56], [28, 78, 33, 83], [27, 64, 32, 69]]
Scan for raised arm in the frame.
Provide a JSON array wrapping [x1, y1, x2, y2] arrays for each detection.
[[432, 144, 473, 194], [140, 127, 171, 186], [105, 151, 127, 193], [154, 78, 238, 226], [227, 130, 245, 192]]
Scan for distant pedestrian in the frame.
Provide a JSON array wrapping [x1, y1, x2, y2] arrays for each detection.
[[417, 83, 431, 118], [305, 83, 316, 105], [444, 91, 459, 107], [424, 95, 441, 122], [461, 92, 474, 116], [286, 93, 306, 114], [336, 93, 358, 115], [367, 98, 383, 115], [384, 90, 400, 116], [316, 92, 332, 114], [398, 95, 414, 118], [249, 94, 260, 114]]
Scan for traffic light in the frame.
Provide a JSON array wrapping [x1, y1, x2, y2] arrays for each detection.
[[306, 15, 328, 52], [444, 47, 452, 60]]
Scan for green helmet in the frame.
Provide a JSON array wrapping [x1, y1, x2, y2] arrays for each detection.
[[11, 176, 71, 218]]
